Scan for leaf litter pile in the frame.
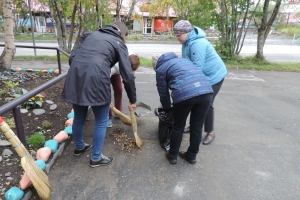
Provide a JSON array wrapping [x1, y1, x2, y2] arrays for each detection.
[[111, 126, 140, 153]]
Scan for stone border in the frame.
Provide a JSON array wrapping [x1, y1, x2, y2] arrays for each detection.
[[10, 67, 60, 74], [4, 109, 74, 200]]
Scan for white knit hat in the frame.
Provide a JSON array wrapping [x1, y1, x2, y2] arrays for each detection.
[[152, 53, 162, 71]]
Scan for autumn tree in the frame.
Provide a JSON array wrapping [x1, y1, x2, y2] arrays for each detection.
[[124, 0, 140, 28], [149, 0, 177, 35], [0, 0, 16, 70], [38, 0, 112, 52], [186, 0, 217, 29], [253, 0, 282, 59]]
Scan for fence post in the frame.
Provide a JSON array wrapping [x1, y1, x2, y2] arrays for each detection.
[[13, 105, 28, 149]]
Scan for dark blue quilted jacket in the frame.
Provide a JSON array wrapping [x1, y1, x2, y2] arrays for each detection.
[[155, 52, 213, 110]]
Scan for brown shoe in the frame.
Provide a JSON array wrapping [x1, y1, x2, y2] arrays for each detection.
[[202, 132, 215, 145]]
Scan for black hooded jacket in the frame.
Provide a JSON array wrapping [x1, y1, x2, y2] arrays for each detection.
[[61, 25, 136, 106]]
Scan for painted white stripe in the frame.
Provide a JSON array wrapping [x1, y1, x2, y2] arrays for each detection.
[[226, 72, 265, 81]]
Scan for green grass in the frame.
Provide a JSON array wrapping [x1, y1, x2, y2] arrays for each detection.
[[278, 26, 300, 37], [13, 55, 300, 72], [14, 55, 69, 62], [139, 57, 152, 67], [225, 56, 300, 72], [14, 33, 58, 40], [14, 55, 152, 67]]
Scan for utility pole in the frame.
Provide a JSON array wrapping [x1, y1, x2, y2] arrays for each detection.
[[28, 0, 36, 56]]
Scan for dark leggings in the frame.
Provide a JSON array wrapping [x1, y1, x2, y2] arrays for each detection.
[[169, 94, 213, 160], [204, 78, 224, 133], [109, 74, 123, 119]]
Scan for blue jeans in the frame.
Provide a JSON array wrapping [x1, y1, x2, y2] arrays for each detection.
[[72, 103, 110, 161]]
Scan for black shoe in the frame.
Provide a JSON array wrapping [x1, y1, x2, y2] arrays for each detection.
[[73, 143, 92, 156], [179, 151, 196, 164], [90, 154, 113, 167], [166, 151, 177, 164], [183, 126, 190, 133]]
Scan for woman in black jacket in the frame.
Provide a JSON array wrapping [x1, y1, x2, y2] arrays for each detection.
[[61, 21, 136, 168]]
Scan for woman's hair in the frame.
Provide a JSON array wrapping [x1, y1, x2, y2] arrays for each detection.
[[129, 54, 140, 71], [111, 21, 128, 41]]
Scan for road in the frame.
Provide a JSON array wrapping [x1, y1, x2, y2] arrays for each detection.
[[1, 40, 300, 62]]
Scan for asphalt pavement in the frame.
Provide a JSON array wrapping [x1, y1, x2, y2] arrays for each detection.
[[10, 60, 299, 199]]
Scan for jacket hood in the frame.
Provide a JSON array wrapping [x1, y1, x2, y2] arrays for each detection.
[[185, 26, 206, 45], [99, 25, 124, 41], [156, 52, 178, 70]]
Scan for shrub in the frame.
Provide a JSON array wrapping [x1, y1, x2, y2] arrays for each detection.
[[42, 120, 52, 129], [0, 80, 19, 97], [6, 118, 16, 129], [12, 88, 44, 109], [26, 133, 46, 149]]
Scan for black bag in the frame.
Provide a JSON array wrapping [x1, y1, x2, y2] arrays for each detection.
[[154, 106, 173, 151]]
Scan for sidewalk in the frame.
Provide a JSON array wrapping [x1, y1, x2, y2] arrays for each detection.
[[45, 64, 299, 200]]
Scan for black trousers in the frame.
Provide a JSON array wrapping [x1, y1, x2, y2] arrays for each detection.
[[204, 78, 224, 133], [169, 93, 213, 160]]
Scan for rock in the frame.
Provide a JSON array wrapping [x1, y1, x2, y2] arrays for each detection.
[[53, 131, 68, 143], [20, 109, 28, 113], [19, 173, 32, 190], [7, 177, 13, 181], [33, 109, 45, 115], [35, 159, 46, 170], [50, 104, 57, 110], [67, 112, 74, 119], [2, 149, 13, 156], [5, 172, 11, 177], [4, 186, 24, 200], [48, 69, 55, 73], [36, 147, 52, 162], [44, 139, 59, 153], [65, 118, 73, 126], [0, 156, 2, 163], [45, 100, 54, 104], [0, 140, 11, 146], [64, 126, 72, 134], [27, 113, 31, 117]]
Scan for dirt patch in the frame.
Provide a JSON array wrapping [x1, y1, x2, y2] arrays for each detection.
[[0, 72, 72, 198]]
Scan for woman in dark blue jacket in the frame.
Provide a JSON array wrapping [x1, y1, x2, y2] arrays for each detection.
[[152, 52, 213, 164], [61, 21, 136, 168]]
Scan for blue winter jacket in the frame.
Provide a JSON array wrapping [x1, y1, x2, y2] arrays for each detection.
[[182, 26, 227, 85], [155, 52, 213, 110]]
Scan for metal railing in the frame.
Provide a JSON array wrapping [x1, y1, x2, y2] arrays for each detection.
[[0, 44, 70, 148]]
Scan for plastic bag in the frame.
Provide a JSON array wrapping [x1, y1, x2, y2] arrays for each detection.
[[154, 106, 173, 151]]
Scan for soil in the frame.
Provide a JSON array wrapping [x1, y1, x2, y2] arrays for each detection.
[[0, 72, 72, 199]]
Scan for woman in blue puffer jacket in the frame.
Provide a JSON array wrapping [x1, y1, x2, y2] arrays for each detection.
[[174, 20, 227, 145], [152, 52, 213, 164]]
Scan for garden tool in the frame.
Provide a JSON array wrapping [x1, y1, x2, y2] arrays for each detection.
[[0, 117, 51, 200], [130, 110, 144, 148], [110, 103, 131, 125]]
